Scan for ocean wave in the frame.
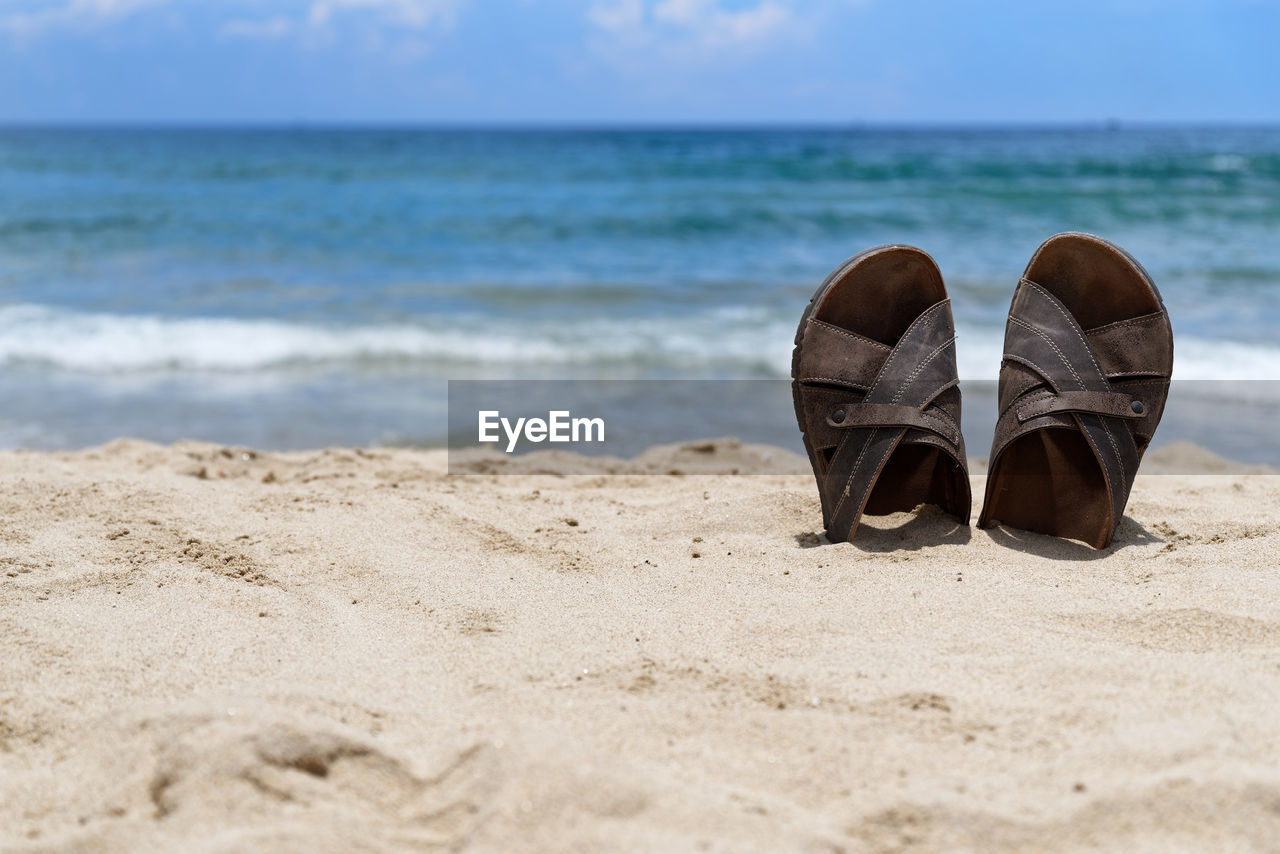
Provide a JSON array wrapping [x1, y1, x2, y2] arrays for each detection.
[[955, 331, 1280, 383], [0, 304, 796, 375], [1, 303, 1277, 382]]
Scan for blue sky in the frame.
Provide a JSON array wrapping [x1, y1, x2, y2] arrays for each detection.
[[0, 0, 1275, 123]]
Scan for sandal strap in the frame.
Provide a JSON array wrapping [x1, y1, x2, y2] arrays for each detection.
[[821, 299, 966, 541], [984, 279, 1141, 533], [793, 318, 892, 390], [1013, 389, 1145, 423], [824, 399, 961, 445]]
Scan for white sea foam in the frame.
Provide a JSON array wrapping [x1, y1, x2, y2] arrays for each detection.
[[1208, 153, 1249, 173], [1, 304, 1277, 384], [0, 303, 794, 376], [954, 327, 1280, 383]]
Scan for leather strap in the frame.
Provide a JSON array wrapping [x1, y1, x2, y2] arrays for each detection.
[[820, 300, 966, 542], [825, 399, 961, 445], [982, 279, 1142, 534], [793, 318, 890, 390], [1085, 312, 1174, 379], [1014, 390, 1144, 423]]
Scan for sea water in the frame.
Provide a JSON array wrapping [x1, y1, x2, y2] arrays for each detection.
[[1, 126, 1277, 454]]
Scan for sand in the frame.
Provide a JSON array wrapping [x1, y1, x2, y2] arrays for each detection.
[[2, 438, 1280, 852]]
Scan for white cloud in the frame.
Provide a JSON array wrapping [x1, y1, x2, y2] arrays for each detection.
[[220, 0, 461, 49], [0, 0, 168, 35], [0, 0, 461, 45], [588, 0, 643, 34], [306, 0, 459, 29], [587, 0, 798, 55], [219, 14, 294, 40]]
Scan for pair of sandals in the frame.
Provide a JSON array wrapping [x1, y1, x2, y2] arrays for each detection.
[[792, 232, 1174, 549]]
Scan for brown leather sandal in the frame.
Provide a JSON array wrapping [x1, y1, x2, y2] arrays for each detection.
[[792, 246, 971, 543], [978, 232, 1174, 548]]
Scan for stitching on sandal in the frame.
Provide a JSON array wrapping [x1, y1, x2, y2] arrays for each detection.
[[1085, 311, 1166, 336], [867, 301, 948, 397], [830, 427, 876, 531], [798, 376, 871, 390], [808, 319, 892, 351], [1008, 316, 1084, 389], [891, 336, 956, 405], [1022, 282, 1129, 499]]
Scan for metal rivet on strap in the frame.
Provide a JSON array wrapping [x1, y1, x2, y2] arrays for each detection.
[[831, 408, 846, 424], [1130, 400, 1145, 415]]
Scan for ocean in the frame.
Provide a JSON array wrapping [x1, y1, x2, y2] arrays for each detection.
[[1, 126, 1278, 455]]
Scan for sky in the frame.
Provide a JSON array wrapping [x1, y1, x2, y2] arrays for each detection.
[[0, 0, 1275, 123]]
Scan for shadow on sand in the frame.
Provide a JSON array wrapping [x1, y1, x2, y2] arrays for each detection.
[[796, 511, 1160, 559], [980, 515, 1162, 560], [794, 506, 973, 552]]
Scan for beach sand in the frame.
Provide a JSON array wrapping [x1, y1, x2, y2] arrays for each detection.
[[3, 438, 1280, 852]]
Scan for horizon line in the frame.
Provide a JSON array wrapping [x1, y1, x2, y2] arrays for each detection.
[[1, 118, 1279, 131]]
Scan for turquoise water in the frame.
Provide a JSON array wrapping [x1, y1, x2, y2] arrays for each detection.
[[1, 126, 1278, 448]]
